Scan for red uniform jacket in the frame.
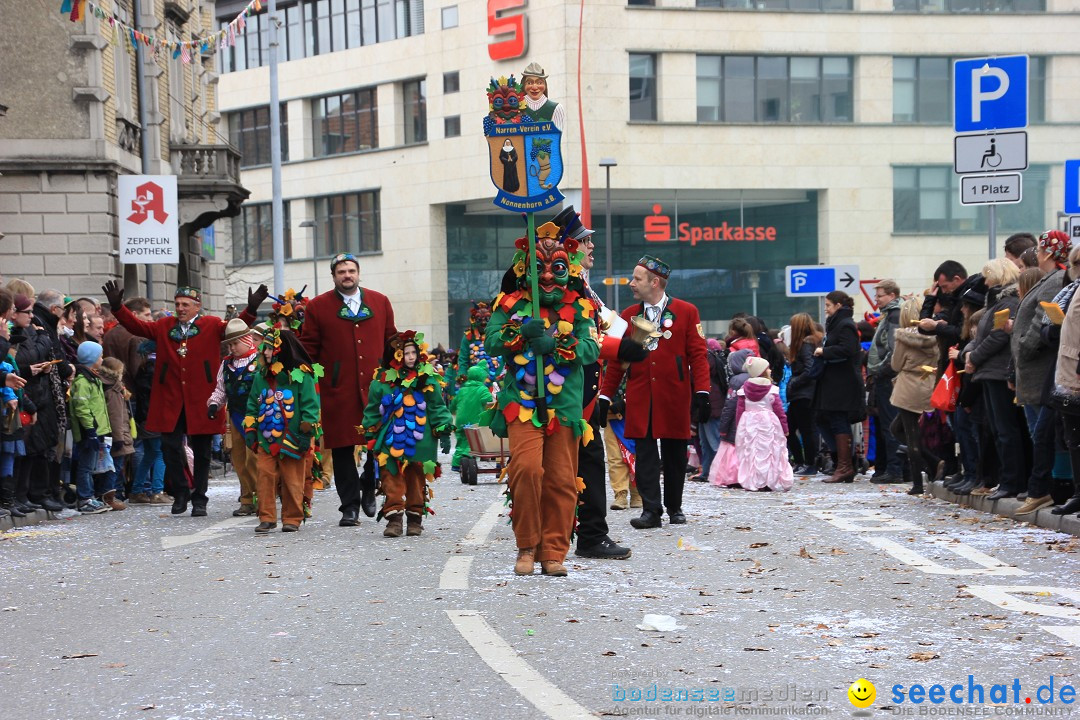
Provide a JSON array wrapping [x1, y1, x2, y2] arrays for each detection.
[[300, 287, 396, 449], [114, 305, 255, 436], [599, 297, 709, 440]]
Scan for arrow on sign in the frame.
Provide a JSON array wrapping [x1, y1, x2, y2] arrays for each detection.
[[840, 272, 855, 288]]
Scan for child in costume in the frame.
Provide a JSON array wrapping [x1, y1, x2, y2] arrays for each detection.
[[451, 364, 493, 471], [362, 331, 453, 538], [733, 356, 793, 492], [208, 318, 260, 516], [485, 221, 600, 576], [244, 328, 321, 533]]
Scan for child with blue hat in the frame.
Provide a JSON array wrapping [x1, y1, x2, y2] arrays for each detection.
[[70, 341, 112, 514]]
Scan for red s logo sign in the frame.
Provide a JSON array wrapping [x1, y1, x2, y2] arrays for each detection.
[[488, 0, 527, 61]]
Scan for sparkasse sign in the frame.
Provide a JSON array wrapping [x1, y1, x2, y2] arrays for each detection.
[[644, 204, 777, 246], [118, 175, 179, 264]]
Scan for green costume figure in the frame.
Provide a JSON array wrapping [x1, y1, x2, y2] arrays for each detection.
[[450, 364, 493, 470], [361, 331, 454, 537], [458, 301, 501, 387]]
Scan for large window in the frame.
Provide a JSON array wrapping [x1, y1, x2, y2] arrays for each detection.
[[314, 191, 381, 255], [894, 0, 1043, 11], [232, 203, 292, 264], [697, 0, 852, 9], [629, 53, 657, 121], [229, 105, 289, 167], [893, 56, 1045, 124], [219, 0, 423, 73], [312, 88, 378, 157], [697, 55, 852, 123], [893, 165, 1048, 234], [402, 79, 427, 144]]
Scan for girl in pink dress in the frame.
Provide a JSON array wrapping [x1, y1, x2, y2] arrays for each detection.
[[735, 357, 793, 492], [709, 349, 754, 488]]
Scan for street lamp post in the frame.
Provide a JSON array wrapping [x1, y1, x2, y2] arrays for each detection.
[[600, 158, 617, 308], [299, 219, 319, 296], [746, 270, 761, 317]]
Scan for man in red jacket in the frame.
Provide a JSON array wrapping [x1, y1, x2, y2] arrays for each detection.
[[597, 256, 711, 529], [300, 253, 397, 527], [103, 281, 268, 516]]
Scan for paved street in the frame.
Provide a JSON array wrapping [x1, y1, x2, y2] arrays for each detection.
[[2, 460, 1078, 720]]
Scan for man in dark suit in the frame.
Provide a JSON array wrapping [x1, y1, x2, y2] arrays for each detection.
[[598, 256, 711, 529]]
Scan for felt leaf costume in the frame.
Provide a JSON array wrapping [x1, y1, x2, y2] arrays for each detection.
[[360, 331, 453, 516], [484, 222, 600, 438], [243, 328, 321, 460], [457, 301, 501, 387]]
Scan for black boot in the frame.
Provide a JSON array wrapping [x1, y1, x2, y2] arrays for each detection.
[[0, 477, 25, 517], [1051, 495, 1080, 516]]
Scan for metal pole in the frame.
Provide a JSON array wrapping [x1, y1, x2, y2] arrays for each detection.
[[311, 223, 319, 296], [268, 0, 285, 294], [988, 204, 997, 260], [752, 287, 758, 317], [133, 0, 153, 302], [604, 165, 613, 309]]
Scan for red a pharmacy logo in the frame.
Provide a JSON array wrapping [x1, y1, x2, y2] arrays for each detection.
[[127, 181, 169, 225]]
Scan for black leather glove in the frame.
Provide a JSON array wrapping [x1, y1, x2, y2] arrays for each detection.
[[521, 318, 547, 339], [246, 284, 270, 314], [617, 336, 649, 363], [692, 393, 712, 424], [528, 335, 556, 356], [102, 281, 124, 309], [208, 403, 220, 420], [594, 398, 610, 428]]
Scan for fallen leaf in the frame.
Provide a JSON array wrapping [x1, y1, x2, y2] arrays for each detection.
[[566, 619, 580, 623], [258, 591, 279, 595], [103, 662, 127, 668], [798, 547, 814, 559], [984, 623, 1006, 630], [601, 651, 617, 656], [909, 652, 940, 661], [749, 542, 770, 549], [734, 526, 752, 531], [61, 653, 99, 659], [140, 705, 156, 711], [830, 548, 848, 555], [854, 632, 879, 638]]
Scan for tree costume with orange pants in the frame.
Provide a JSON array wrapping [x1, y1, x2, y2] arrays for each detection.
[[243, 328, 322, 533], [485, 221, 600, 577], [361, 331, 453, 538]]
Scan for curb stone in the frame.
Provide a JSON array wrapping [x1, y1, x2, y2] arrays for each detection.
[[928, 481, 1080, 538]]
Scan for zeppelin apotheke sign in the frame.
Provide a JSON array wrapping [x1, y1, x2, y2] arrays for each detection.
[[118, 175, 179, 264]]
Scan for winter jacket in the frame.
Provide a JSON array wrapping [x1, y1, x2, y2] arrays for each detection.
[[786, 338, 820, 404], [706, 348, 728, 415], [812, 307, 865, 419], [1012, 267, 1065, 406], [726, 349, 754, 396], [451, 364, 492, 429], [101, 323, 144, 393], [69, 367, 111, 442], [1054, 281, 1080, 401], [970, 284, 1020, 383], [99, 364, 135, 457], [920, 273, 981, 369], [867, 298, 901, 378], [717, 395, 739, 444], [888, 329, 939, 414], [11, 322, 71, 456], [728, 337, 758, 355]]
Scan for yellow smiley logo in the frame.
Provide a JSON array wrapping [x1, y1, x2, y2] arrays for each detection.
[[848, 678, 876, 709]]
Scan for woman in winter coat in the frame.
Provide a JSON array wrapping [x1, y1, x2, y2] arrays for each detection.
[[786, 312, 822, 475], [813, 291, 865, 484], [888, 297, 940, 496], [965, 258, 1024, 501], [1047, 246, 1080, 517]]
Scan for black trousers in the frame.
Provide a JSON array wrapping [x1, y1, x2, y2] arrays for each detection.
[[331, 446, 375, 514], [161, 410, 212, 507], [634, 419, 688, 515], [17, 454, 51, 502], [890, 410, 925, 486], [576, 414, 608, 547], [786, 399, 818, 467]]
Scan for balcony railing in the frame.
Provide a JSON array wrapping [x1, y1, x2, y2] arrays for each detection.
[[170, 143, 242, 186]]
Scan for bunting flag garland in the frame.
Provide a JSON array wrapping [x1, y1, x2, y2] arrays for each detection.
[[61, 0, 263, 64]]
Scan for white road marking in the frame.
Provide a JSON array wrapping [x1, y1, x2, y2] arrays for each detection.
[[862, 536, 1028, 576], [965, 585, 1080, 620], [446, 610, 595, 720], [461, 496, 505, 547], [803, 508, 923, 532], [439, 556, 474, 590], [1041, 625, 1080, 646], [161, 516, 259, 550]]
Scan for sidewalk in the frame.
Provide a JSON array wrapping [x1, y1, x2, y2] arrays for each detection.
[[0, 508, 57, 532], [928, 480, 1080, 538]]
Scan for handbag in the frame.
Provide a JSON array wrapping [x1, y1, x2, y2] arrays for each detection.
[[806, 355, 825, 380], [1050, 385, 1080, 416], [930, 364, 959, 413]]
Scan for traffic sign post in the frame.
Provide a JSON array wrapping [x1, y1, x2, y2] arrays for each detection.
[[960, 173, 1022, 206], [953, 55, 1028, 260], [785, 265, 859, 298], [954, 131, 1027, 174], [1066, 160, 1080, 215], [953, 55, 1028, 133]]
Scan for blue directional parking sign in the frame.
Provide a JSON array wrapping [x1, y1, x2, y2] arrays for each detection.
[[1066, 160, 1080, 215], [954, 55, 1028, 133], [786, 265, 859, 298]]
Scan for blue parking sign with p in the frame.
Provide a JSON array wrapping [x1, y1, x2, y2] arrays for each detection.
[[954, 55, 1028, 133]]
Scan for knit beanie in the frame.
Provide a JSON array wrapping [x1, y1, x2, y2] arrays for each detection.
[[76, 341, 104, 366]]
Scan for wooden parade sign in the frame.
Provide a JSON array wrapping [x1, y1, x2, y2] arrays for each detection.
[[484, 75, 564, 212]]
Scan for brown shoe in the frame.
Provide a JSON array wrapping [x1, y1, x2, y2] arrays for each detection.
[[629, 491, 643, 509], [514, 547, 536, 575], [541, 560, 568, 577], [383, 513, 403, 538], [610, 491, 628, 511], [127, 493, 153, 504], [148, 493, 172, 505], [1014, 495, 1053, 516], [822, 434, 856, 483], [102, 490, 127, 511], [232, 504, 257, 516], [406, 512, 423, 536]]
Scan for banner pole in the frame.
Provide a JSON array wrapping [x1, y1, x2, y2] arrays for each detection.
[[527, 211, 548, 425]]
